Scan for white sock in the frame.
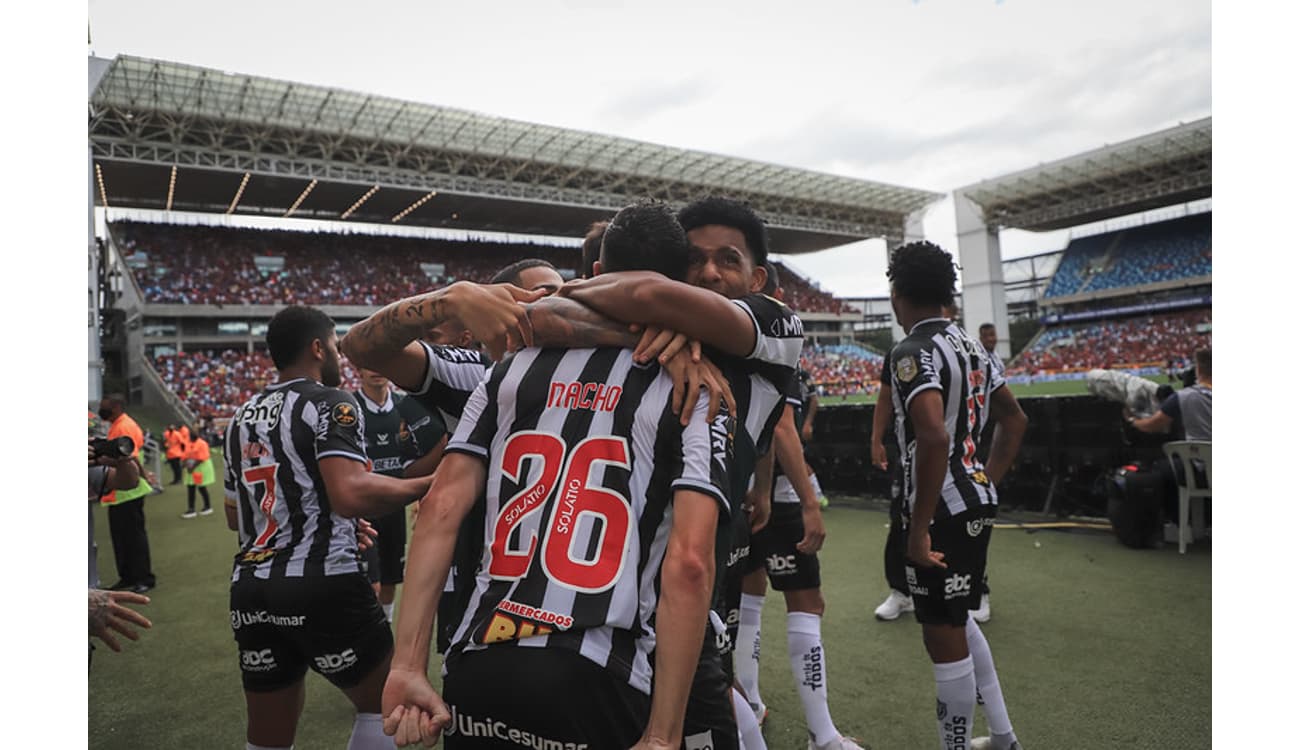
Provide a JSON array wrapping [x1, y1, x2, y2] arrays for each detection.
[[736, 593, 765, 709], [732, 687, 768, 750], [347, 712, 394, 750], [966, 619, 1016, 743], [787, 612, 839, 745], [246, 744, 293, 750], [810, 473, 824, 497], [381, 602, 395, 622], [933, 656, 977, 750]]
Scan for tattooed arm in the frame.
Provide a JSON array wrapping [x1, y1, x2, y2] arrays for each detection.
[[526, 296, 642, 349], [340, 281, 543, 390]]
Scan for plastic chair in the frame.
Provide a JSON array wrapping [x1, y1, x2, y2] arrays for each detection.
[[1162, 440, 1212, 554]]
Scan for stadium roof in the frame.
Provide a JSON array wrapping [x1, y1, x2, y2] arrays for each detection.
[[956, 118, 1211, 231], [89, 56, 941, 252]]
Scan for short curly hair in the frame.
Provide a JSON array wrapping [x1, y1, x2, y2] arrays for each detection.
[[887, 241, 958, 308], [676, 196, 769, 267], [601, 201, 690, 280]]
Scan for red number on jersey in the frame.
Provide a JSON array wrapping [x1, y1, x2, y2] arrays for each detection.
[[542, 436, 633, 594], [488, 432, 566, 581], [486, 432, 633, 593], [242, 464, 280, 547]]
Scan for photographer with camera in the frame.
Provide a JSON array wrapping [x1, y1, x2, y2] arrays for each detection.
[[97, 394, 157, 594]]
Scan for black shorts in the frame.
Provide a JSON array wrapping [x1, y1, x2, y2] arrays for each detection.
[[750, 503, 821, 591], [230, 572, 393, 692], [682, 636, 740, 750], [442, 646, 649, 749], [363, 509, 407, 585], [905, 508, 995, 627]]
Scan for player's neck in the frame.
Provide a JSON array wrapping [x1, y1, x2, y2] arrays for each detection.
[[277, 364, 321, 385], [361, 383, 389, 405], [900, 305, 943, 333]]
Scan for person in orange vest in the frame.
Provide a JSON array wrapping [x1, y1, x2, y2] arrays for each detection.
[[181, 428, 216, 518], [163, 423, 189, 485], [98, 394, 156, 594]]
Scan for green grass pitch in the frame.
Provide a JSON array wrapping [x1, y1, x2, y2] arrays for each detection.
[[89, 457, 1210, 748]]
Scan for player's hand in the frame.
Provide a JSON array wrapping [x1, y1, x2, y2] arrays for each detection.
[[662, 350, 736, 427], [870, 441, 887, 471], [632, 325, 697, 366], [356, 518, 378, 552], [746, 487, 771, 533], [797, 505, 826, 554], [907, 530, 947, 569], [383, 667, 452, 747], [446, 281, 546, 361], [88, 589, 152, 652], [800, 422, 813, 443]]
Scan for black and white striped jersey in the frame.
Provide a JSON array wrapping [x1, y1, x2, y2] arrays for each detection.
[[406, 341, 492, 432], [442, 346, 732, 695], [224, 378, 370, 582], [889, 318, 1007, 523]]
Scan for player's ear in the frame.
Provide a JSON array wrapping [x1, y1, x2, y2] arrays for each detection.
[[310, 337, 326, 362], [592, 260, 603, 277], [750, 263, 768, 294]]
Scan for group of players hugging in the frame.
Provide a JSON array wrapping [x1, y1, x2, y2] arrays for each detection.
[[221, 196, 1027, 750]]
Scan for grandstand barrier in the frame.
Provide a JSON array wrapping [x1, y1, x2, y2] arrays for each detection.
[[806, 395, 1170, 516], [138, 354, 198, 428]]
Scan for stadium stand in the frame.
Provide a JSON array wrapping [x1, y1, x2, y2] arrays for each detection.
[[154, 349, 363, 418], [1042, 214, 1210, 299], [801, 343, 885, 398], [772, 260, 852, 313], [1007, 308, 1210, 376], [114, 222, 581, 306]]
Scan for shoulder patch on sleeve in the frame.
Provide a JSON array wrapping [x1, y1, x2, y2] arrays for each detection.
[[895, 355, 919, 383], [332, 401, 358, 427]]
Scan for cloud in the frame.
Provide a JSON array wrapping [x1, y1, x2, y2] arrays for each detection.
[[596, 77, 716, 128]]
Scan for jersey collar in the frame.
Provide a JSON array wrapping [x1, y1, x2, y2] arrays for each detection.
[[908, 317, 951, 334], [359, 389, 394, 413]]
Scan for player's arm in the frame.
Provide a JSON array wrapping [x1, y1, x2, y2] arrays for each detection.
[[384, 452, 487, 747], [870, 383, 893, 470], [747, 448, 775, 533], [222, 423, 241, 531], [320, 457, 433, 518], [637, 489, 718, 750], [316, 392, 434, 517], [801, 390, 819, 442], [339, 281, 544, 385], [526, 296, 642, 349], [983, 385, 1028, 486], [402, 433, 448, 478], [906, 389, 949, 569], [559, 272, 760, 357], [772, 404, 826, 554]]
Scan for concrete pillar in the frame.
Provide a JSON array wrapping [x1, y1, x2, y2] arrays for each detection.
[[88, 58, 111, 404], [954, 192, 1009, 360]]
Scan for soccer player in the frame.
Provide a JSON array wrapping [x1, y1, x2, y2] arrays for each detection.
[[732, 277, 853, 750], [380, 202, 732, 749], [489, 257, 565, 295], [560, 197, 846, 750], [885, 242, 1027, 750], [354, 366, 443, 622], [224, 306, 435, 750]]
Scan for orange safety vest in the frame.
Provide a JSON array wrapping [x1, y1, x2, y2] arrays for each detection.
[[102, 413, 148, 505], [184, 437, 211, 463], [165, 428, 188, 459]]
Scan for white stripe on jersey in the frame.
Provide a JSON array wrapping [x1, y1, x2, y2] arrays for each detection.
[[733, 298, 803, 368]]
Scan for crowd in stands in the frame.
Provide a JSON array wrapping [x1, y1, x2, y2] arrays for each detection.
[[1043, 214, 1211, 299], [1007, 308, 1210, 376], [154, 349, 363, 418], [772, 261, 853, 314], [115, 222, 580, 306], [800, 343, 885, 398]]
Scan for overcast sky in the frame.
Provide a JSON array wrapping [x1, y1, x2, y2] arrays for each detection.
[[86, 0, 1210, 297]]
